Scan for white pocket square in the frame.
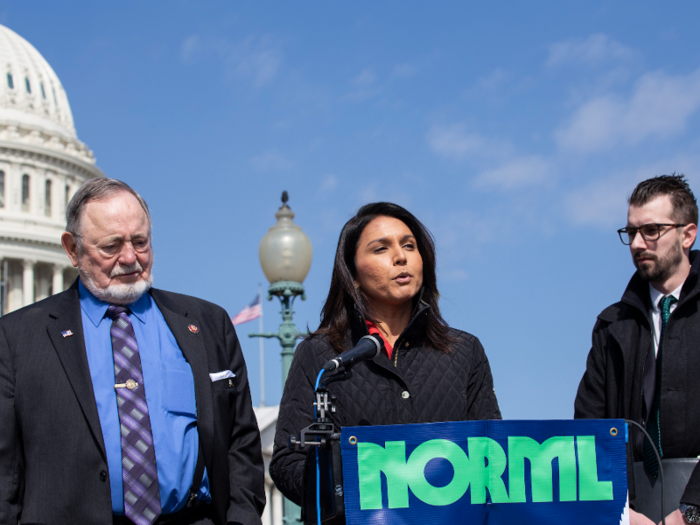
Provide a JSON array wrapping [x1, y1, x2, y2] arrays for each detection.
[[209, 370, 235, 382]]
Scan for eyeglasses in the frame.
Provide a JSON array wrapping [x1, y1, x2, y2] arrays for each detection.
[[617, 223, 687, 245]]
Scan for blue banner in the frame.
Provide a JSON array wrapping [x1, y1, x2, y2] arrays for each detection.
[[340, 419, 628, 525]]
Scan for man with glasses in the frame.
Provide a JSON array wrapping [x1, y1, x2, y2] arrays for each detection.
[[575, 174, 700, 525], [0, 178, 265, 525]]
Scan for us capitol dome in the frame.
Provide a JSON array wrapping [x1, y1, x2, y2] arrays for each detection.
[[0, 24, 104, 313]]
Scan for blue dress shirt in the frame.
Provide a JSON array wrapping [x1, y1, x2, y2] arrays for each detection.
[[79, 281, 211, 514]]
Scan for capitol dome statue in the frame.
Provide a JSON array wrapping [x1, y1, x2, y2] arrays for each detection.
[[0, 24, 104, 313]]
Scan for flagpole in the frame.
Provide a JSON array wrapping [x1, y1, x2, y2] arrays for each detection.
[[258, 283, 265, 407]]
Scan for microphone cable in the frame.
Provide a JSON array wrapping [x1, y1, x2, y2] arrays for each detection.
[[625, 419, 665, 525], [314, 369, 325, 525]]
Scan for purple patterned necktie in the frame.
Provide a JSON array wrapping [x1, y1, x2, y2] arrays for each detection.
[[107, 305, 162, 525]]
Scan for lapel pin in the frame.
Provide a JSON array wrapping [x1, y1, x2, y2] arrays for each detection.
[[61, 330, 73, 338], [188, 324, 199, 334]]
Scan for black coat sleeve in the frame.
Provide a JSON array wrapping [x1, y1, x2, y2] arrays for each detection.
[[573, 318, 640, 505], [269, 339, 319, 506], [0, 322, 21, 524], [221, 310, 266, 525], [465, 335, 502, 420], [682, 467, 700, 507], [574, 318, 614, 420]]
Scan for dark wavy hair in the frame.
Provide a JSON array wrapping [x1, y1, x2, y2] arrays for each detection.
[[315, 202, 452, 354], [629, 173, 698, 226]]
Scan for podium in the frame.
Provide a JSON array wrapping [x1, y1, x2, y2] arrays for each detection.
[[312, 419, 630, 525]]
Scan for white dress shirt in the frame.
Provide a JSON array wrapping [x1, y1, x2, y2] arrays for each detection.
[[649, 283, 683, 356]]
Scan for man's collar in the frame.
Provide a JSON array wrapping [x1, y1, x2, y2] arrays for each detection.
[[649, 282, 683, 312], [78, 279, 150, 326]]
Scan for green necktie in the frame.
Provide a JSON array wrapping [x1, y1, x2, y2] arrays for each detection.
[[643, 294, 677, 478]]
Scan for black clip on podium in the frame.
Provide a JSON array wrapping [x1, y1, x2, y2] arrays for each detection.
[[289, 371, 350, 525]]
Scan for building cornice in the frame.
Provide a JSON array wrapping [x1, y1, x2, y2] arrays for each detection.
[[0, 233, 61, 247], [0, 140, 105, 179]]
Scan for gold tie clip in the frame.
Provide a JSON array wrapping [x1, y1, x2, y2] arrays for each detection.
[[115, 379, 138, 390]]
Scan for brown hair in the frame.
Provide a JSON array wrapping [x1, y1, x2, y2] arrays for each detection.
[[314, 202, 452, 354], [629, 173, 698, 226]]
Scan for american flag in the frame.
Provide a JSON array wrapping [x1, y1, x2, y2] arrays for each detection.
[[231, 294, 262, 325]]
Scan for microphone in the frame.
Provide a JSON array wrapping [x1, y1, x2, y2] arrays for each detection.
[[322, 335, 383, 372]]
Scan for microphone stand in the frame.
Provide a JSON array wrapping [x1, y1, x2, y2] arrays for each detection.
[[288, 369, 351, 525], [289, 371, 350, 450]]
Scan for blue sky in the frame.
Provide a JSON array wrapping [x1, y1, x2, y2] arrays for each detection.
[[3, 1, 700, 418]]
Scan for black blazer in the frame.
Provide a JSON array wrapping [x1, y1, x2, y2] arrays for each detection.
[[0, 280, 265, 525]]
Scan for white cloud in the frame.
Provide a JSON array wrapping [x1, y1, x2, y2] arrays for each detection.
[[556, 96, 621, 152], [391, 63, 417, 78], [353, 183, 413, 210], [427, 125, 550, 189], [475, 156, 551, 190], [308, 137, 324, 151], [440, 268, 469, 283], [341, 64, 417, 103], [180, 35, 201, 64], [249, 150, 293, 172], [563, 155, 700, 227], [228, 36, 283, 87], [563, 180, 630, 227], [320, 174, 338, 192], [426, 123, 510, 160], [473, 68, 512, 92], [462, 68, 535, 102], [180, 34, 283, 88], [358, 183, 378, 203], [433, 209, 509, 256], [556, 68, 700, 153], [353, 68, 377, 86], [546, 34, 635, 67], [341, 68, 382, 102]]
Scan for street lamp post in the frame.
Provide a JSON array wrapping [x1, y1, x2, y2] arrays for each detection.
[[250, 191, 312, 525]]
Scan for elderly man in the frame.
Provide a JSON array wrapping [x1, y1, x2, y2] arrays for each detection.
[[575, 174, 700, 525], [0, 178, 265, 525]]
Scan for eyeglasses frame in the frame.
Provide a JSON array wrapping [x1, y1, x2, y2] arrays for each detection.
[[617, 223, 687, 245]]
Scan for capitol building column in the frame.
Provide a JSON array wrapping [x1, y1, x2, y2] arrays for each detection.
[[52, 264, 64, 295], [0, 23, 105, 314], [271, 487, 283, 525], [22, 260, 35, 307]]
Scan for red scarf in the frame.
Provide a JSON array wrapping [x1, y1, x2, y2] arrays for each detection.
[[365, 321, 393, 359]]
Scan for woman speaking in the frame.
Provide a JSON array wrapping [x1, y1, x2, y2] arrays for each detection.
[[269, 202, 501, 507]]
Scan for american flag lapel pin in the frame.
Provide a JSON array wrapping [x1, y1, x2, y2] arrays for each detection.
[[61, 330, 74, 338]]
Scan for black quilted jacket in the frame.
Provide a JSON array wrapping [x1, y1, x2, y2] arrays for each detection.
[[269, 303, 502, 505]]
